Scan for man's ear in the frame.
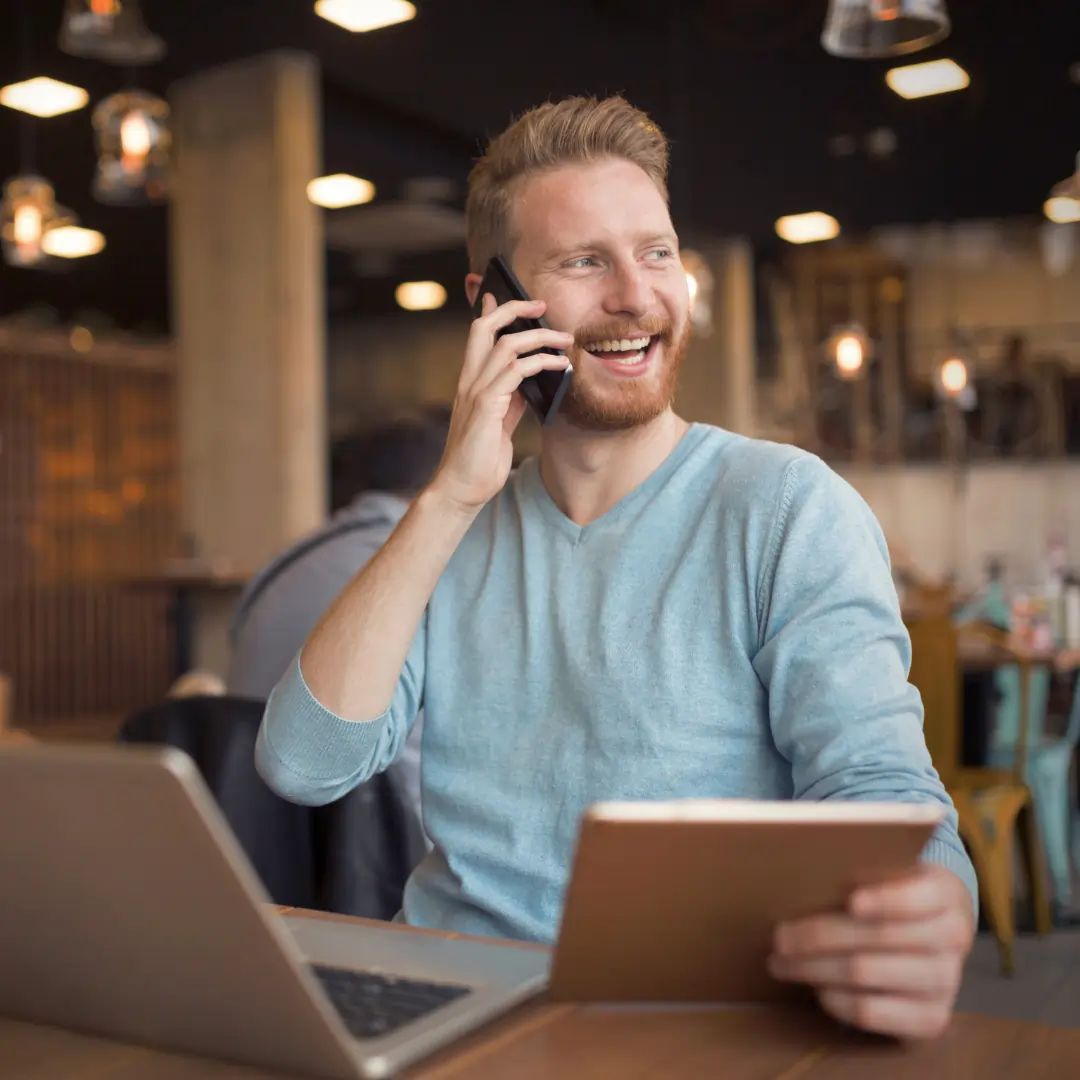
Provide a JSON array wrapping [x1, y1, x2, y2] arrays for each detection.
[[464, 273, 483, 309]]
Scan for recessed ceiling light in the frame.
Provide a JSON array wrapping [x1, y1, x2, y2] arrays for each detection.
[[395, 281, 446, 311], [886, 58, 970, 100], [775, 212, 840, 245], [42, 226, 106, 259], [0, 76, 89, 118], [315, 0, 416, 33], [1044, 196, 1080, 225], [306, 174, 376, 209]]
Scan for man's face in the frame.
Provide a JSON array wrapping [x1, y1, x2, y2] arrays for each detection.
[[505, 158, 690, 431]]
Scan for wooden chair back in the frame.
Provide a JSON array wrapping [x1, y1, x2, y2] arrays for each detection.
[[904, 614, 962, 785]]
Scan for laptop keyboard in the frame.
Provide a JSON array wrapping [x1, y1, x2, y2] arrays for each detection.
[[310, 964, 473, 1040]]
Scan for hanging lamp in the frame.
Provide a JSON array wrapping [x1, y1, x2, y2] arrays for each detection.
[[59, 0, 166, 66]]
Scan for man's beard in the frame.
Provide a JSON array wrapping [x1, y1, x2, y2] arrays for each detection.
[[558, 316, 691, 432]]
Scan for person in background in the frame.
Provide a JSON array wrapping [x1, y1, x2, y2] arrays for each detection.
[[258, 95, 977, 1040], [228, 406, 451, 817]]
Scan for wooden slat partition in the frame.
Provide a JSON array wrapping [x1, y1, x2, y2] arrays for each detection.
[[0, 325, 180, 725]]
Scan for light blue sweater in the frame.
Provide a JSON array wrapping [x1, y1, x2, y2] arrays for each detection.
[[256, 424, 977, 942]]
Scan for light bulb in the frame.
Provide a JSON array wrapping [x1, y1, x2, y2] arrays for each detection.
[[940, 357, 968, 395], [835, 334, 865, 376], [120, 109, 152, 171], [13, 203, 43, 248]]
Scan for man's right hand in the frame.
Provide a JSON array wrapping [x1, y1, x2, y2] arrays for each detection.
[[427, 293, 573, 515]]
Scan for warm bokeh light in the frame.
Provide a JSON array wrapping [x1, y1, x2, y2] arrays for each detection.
[[834, 333, 865, 377], [315, 0, 417, 33], [685, 271, 699, 303], [886, 59, 969, 100], [775, 212, 840, 245], [42, 226, 106, 259], [1044, 196, 1080, 224], [939, 357, 969, 396], [69, 326, 95, 353], [306, 174, 376, 209], [120, 110, 153, 172], [395, 280, 447, 311], [0, 76, 89, 118], [13, 204, 43, 248]]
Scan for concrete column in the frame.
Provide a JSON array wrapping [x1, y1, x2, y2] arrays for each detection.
[[170, 51, 326, 674], [676, 238, 757, 436]]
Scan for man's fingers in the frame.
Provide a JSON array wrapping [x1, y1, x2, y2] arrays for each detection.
[[769, 950, 961, 1000], [774, 911, 964, 957], [461, 298, 548, 385], [850, 868, 958, 922], [482, 353, 571, 402], [817, 988, 954, 1040]]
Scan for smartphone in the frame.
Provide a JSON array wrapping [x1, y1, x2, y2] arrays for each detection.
[[473, 255, 574, 426]]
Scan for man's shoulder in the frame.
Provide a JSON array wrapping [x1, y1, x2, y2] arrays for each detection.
[[692, 426, 841, 516]]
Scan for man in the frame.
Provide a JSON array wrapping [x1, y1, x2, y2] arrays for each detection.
[[231, 408, 449, 816], [257, 96, 977, 1040]]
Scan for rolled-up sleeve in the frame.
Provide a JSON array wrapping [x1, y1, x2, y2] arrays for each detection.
[[255, 615, 425, 806]]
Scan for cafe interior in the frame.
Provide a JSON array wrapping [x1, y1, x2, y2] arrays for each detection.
[[2, 0, 1080, 1076]]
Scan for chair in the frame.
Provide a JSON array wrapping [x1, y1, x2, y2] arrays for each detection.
[[906, 614, 1052, 975], [118, 694, 426, 919], [955, 586, 1080, 908], [987, 672, 1080, 909]]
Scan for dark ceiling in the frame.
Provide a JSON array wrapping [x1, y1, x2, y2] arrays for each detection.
[[0, 0, 1077, 332]]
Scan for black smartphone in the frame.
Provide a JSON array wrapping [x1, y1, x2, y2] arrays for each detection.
[[473, 255, 574, 426]]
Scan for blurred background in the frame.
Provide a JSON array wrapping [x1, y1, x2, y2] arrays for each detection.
[[1, 0, 1079, 733]]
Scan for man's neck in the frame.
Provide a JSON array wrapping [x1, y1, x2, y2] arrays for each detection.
[[538, 409, 691, 527]]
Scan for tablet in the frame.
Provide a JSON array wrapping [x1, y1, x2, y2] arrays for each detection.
[[548, 798, 945, 1004]]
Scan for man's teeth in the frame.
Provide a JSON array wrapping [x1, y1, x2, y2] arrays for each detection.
[[584, 337, 651, 353]]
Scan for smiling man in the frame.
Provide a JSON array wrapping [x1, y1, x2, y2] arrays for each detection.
[[256, 96, 977, 1040]]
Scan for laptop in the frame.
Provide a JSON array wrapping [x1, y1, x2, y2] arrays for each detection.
[[0, 743, 549, 1079]]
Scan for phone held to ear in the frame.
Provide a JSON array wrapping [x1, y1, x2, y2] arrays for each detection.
[[474, 255, 574, 427]]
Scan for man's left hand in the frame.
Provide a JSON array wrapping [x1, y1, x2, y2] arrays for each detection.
[[768, 864, 975, 1039]]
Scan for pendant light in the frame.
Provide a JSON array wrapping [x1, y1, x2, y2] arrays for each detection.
[[92, 89, 170, 205], [0, 175, 76, 269], [822, 0, 950, 59], [1044, 152, 1080, 225], [59, 0, 166, 66]]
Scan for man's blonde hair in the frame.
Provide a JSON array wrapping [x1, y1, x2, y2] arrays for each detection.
[[465, 95, 670, 274]]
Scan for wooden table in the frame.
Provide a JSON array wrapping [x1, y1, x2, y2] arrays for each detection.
[[123, 568, 250, 679], [3, 909, 1080, 1080]]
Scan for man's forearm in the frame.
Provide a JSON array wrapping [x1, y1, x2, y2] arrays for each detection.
[[300, 486, 477, 720]]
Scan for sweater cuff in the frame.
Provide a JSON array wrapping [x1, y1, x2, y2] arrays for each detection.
[[260, 653, 390, 783], [921, 835, 980, 921]]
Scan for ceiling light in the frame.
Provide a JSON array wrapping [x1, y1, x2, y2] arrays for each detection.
[[315, 0, 417, 33], [59, 0, 166, 66], [307, 174, 376, 209], [1045, 153, 1080, 223], [93, 90, 171, 206], [0, 175, 76, 268], [775, 212, 840, 245], [395, 281, 446, 311], [0, 77, 89, 118], [886, 58, 969, 99], [1045, 197, 1080, 225], [822, 0, 950, 59], [41, 226, 106, 259]]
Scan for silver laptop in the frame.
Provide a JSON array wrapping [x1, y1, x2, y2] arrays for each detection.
[[0, 743, 549, 1079]]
